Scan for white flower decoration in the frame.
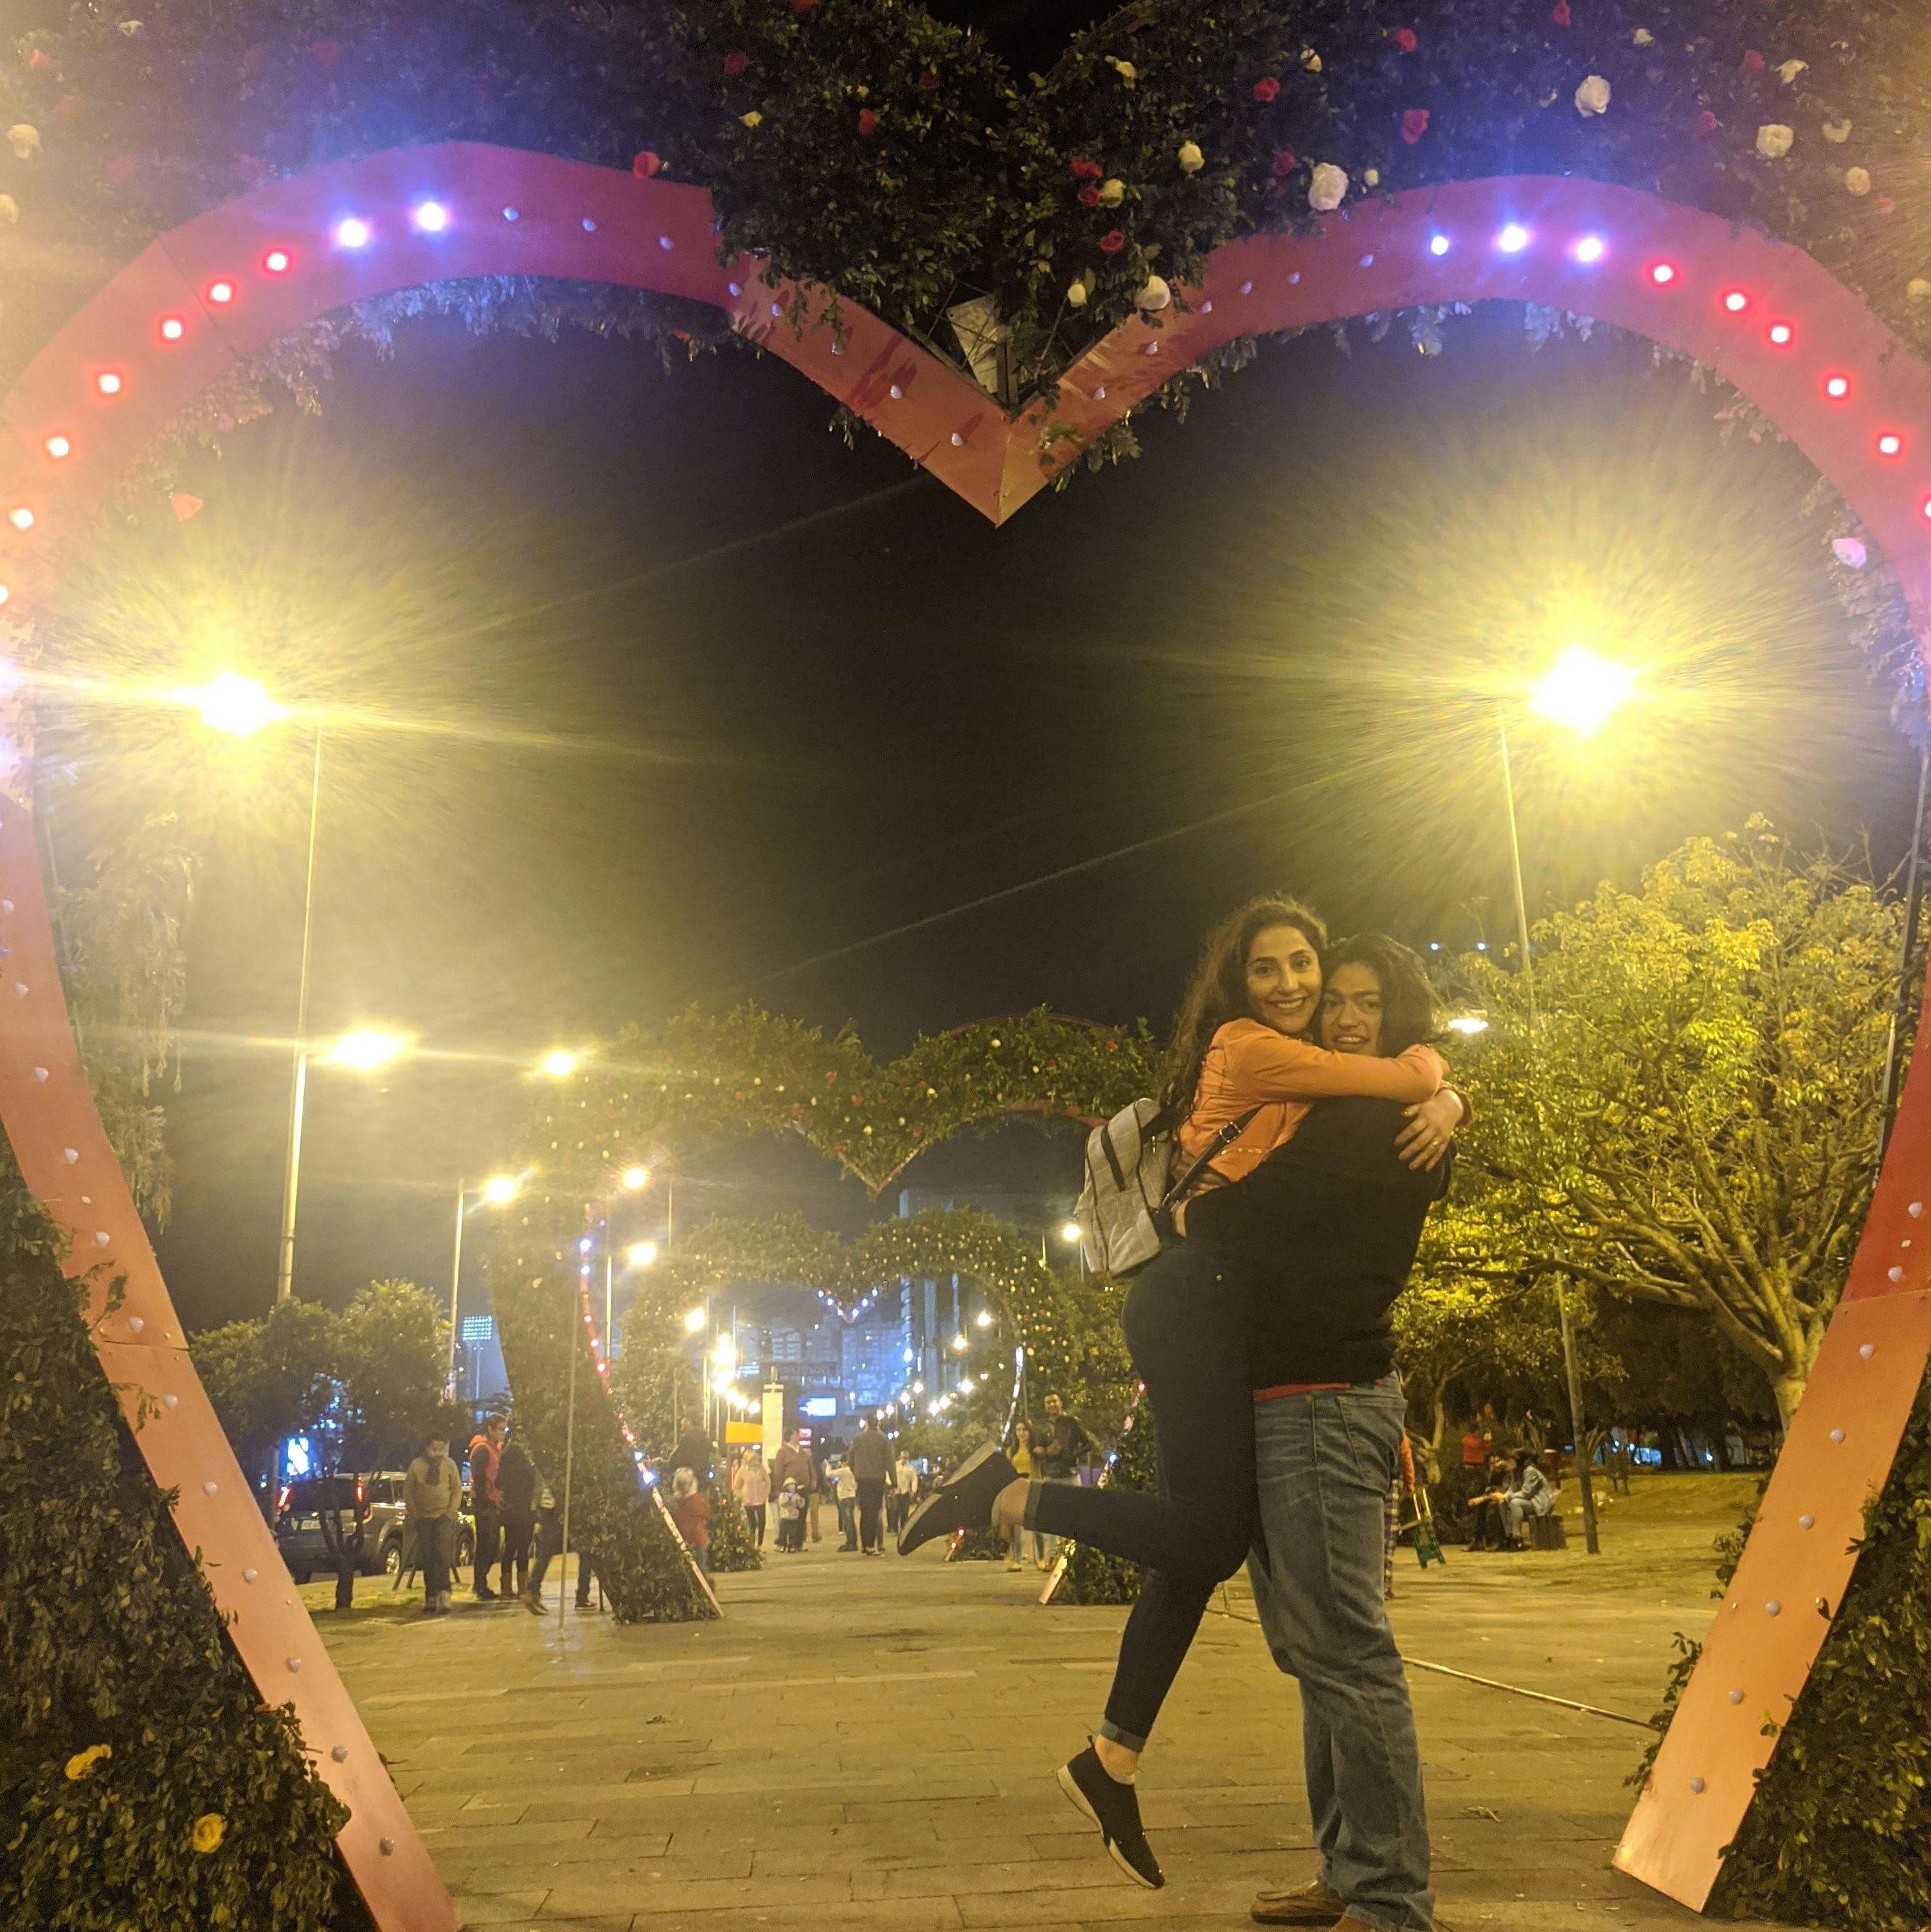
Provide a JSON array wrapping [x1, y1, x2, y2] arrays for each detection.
[[1909, 278, 1931, 304], [1575, 75, 1611, 117], [1098, 177, 1125, 206], [7, 125, 42, 161], [1632, 28, 1654, 46], [1177, 140, 1203, 174], [1844, 167, 1871, 197], [1108, 58, 1136, 86], [1066, 278, 1089, 310], [1300, 48, 1323, 73], [1135, 275, 1172, 312], [1832, 537, 1869, 570], [1756, 123, 1794, 160], [1822, 120, 1852, 143], [1778, 59, 1808, 84], [1309, 162, 1349, 212], [117, 18, 143, 33]]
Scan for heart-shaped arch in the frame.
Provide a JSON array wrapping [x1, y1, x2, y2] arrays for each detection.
[[5, 143, 1931, 1926]]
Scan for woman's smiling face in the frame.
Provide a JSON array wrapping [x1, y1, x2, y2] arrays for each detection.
[[1244, 923, 1324, 1036]]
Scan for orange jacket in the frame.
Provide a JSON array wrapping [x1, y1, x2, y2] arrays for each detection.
[[1176, 1020, 1446, 1186]]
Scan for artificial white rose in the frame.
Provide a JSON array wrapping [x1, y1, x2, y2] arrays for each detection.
[[1108, 58, 1136, 85], [1575, 75, 1611, 117], [1300, 48, 1322, 72], [1099, 177, 1126, 206], [1756, 123, 1794, 160], [1309, 162, 1349, 212], [1632, 28, 1654, 46], [1135, 275, 1172, 312], [6, 125, 41, 161], [1844, 167, 1871, 196], [1066, 278, 1089, 309], [1822, 119, 1852, 143], [1832, 537, 1869, 570], [1778, 59, 1808, 84], [1909, 278, 1931, 305], [1177, 140, 1203, 174]]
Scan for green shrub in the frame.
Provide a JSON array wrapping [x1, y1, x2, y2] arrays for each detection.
[[1056, 1400, 1153, 1607]]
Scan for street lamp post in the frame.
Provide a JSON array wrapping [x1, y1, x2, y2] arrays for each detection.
[[1492, 646, 1636, 1558], [274, 723, 325, 1305], [447, 1171, 520, 1392]]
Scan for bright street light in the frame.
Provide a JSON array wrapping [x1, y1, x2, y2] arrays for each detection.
[[325, 1027, 410, 1072], [182, 671, 289, 737], [683, 1306, 708, 1333], [949, 1333, 968, 1353], [619, 1163, 651, 1191], [974, 1309, 993, 1329], [481, 1173, 520, 1206], [1058, 1218, 1084, 1245], [538, 1049, 580, 1079], [1446, 1015, 1491, 1036], [625, 1240, 660, 1268], [1529, 646, 1636, 739]]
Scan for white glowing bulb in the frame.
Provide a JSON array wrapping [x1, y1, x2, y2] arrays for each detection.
[[1496, 224, 1530, 254], [684, 1306, 707, 1333], [1058, 1219, 1084, 1245], [1572, 234, 1605, 264], [481, 1173, 519, 1205], [1428, 234, 1450, 257], [334, 217, 372, 249], [974, 1310, 993, 1328], [626, 1240, 659, 1268], [412, 201, 450, 233]]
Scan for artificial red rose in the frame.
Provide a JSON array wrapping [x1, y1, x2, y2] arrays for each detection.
[[1549, 0, 1570, 23], [310, 39, 341, 65], [1252, 75, 1281, 102], [1739, 49, 1765, 73], [1077, 182, 1100, 206], [1401, 107, 1430, 143], [919, 69, 940, 91], [1070, 156, 1102, 179], [1694, 109, 1720, 136], [28, 48, 58, 73], [1270, 147, 1298, 176], [723, 50, 750, 75], [1098, 228, 1126, 253], [632, 150, 662, 178], [1391, 28, 1418, 53], [857, 107, 878, 134]]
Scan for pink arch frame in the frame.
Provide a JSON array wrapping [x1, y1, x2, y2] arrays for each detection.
[[4, 145, 1931, 1925]]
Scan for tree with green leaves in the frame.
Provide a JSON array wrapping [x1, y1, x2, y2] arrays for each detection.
[[190, 1297, 337, 1502], [1460, 820, 1904, 1423], [335, 1279, 453, 1468]]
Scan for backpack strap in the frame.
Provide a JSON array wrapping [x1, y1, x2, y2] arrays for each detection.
[[1160, 1106, 1262, 1213]]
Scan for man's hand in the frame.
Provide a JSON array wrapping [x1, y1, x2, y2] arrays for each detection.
[[1396, 1086, 1464, 1171]]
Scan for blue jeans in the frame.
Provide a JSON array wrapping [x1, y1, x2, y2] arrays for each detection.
[[1248, 1377, 1433, 1932]]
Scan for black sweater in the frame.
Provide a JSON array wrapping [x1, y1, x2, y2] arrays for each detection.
[[1185, 1096, 1450, 1389]]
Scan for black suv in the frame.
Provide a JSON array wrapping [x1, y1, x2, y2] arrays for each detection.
[[274, 1472, 475, 1583]]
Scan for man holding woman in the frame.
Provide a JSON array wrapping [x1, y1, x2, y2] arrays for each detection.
[[903, 899, 1461, 1932]]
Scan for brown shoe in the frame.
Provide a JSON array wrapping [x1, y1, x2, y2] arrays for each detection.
[[1250, 1879, 1348, 1925]]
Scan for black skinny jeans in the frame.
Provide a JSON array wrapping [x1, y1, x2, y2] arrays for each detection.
[[1028, 1237, 1256, 1749]]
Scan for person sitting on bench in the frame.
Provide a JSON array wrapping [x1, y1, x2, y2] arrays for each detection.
[[1500, 1450, 1556, 1546], [1468, 1453, 1514, 1549]]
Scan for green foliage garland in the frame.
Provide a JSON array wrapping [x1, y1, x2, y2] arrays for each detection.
[[0, 1252, 364, 1932]]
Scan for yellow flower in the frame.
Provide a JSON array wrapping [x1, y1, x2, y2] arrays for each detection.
[[190, 1813, 226, 1855], [64, 1744, 111, 1781]]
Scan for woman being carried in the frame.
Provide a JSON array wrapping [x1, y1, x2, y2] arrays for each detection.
[[899, 899, 1464, 1886]]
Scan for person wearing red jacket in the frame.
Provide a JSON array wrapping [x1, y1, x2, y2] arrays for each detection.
[[467, 1416, 506, 1602]]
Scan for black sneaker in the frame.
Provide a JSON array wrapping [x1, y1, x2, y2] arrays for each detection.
[[1057, 1742, 1164, 1889], [896, 1442, 1020, 1556]]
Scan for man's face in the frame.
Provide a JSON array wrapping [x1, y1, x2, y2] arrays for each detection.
[[487, 1422, 506, 1445], [1045, 1396, 1063, 1419], [427, 1440, 447, 1461]]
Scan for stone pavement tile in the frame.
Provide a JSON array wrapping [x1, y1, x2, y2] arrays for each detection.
[[422, 1818, 597, 1853], [956, 1874, 1262, 1924], [544, 1873, 847, 1917], [628, 1900, 964, 1931], [448, 1888, 551, 1925], [517, 1784, 705, 1819]]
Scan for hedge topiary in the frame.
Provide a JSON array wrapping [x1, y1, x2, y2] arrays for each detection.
[[705, 1482, 763, 1573], [0, 1245, 368, 1932], [1640, 1369, 1931, 1929]]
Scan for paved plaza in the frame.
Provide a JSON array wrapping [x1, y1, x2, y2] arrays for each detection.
[[313, 1476, 1788, 1932]]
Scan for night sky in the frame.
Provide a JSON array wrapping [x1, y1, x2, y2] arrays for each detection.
[[46, 2, 1917, 1332]]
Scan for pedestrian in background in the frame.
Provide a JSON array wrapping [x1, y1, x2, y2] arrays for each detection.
[[466, 1414, 506, 1602], [405, 1432, 461, 1616], [1005, 1420, 1045, 1571], [890, 1451, 919, 1537], [1385, 1430, 1417, 1598], [733, 1448, 770, 1548], [849, 1416, 894, 1557], [1035, 1393, 1092, 1570], [834, 1459, 859, 1550], [670, 1468, 712, 1575], [776, 1478, 805, 1551], [522, 1471, 562, 1614], [772, 1427, 814, 1540], [495, 1424, 537, 1600]]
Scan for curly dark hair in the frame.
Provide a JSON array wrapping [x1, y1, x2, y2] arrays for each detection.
[[1319, 933, 1443, 1057], [1157, 895, 1329, 1115]]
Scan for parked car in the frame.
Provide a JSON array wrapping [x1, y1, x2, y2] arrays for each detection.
[[274, 1472, 474, 1584]]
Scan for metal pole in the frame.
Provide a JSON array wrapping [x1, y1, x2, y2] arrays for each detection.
[[603, 1227, 614, 1360], [1877, 743, 1930, 1167], [446, 1181, 466, 1392], [1500, 716, 1597, 1554], [559, 1323, 578, 1631], [274, 725, 325, 1305]]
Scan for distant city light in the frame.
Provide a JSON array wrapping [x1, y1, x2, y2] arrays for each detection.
[[625, 1240, 660, 1268], [683, 1306, 707, 1333]]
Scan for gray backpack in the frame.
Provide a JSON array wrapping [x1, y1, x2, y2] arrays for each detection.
[[1074, 1099, 1259, 1277]]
